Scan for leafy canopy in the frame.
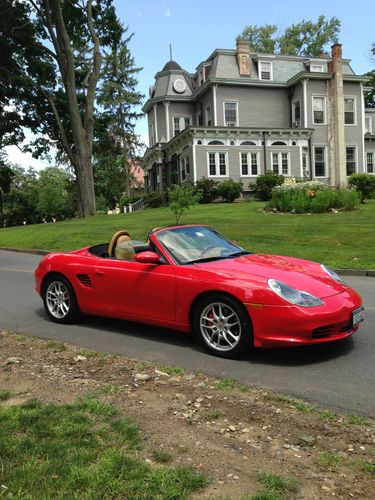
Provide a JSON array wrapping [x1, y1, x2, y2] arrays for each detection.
[[239, 16, 340, 57]]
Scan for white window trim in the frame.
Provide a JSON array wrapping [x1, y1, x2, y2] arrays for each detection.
[[179, 154, 190, 182], [346, 146, 358, 176], [313, 145, 328, 179], [292, 98, 301, 126], [239, 151, 260, 177], [207, 151, 229, 178], [310, 64, 324, 72], [312, 95, 327, 126], [259, 60, 273, 81], [223, 100, 239, 127], [270, 151, 291, 176], [366, 152, 375, 174], [365, 116, 372, 134], [172, 115, 192, 136], [344, 96, 357, 126]]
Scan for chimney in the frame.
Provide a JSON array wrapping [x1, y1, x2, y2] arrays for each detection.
[[328, 43, 346, 187], [236, 39, 251, 76]]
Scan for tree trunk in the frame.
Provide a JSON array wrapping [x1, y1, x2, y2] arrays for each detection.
[[74, 154, 96, 217]]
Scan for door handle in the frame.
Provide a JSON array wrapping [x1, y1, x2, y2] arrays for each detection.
[[94, 269, 105, 276]]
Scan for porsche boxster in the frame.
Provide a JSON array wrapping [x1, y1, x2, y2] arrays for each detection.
[[34, 225, 364, 358]]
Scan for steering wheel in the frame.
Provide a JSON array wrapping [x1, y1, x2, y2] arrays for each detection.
[[108, 230, 131, 257]]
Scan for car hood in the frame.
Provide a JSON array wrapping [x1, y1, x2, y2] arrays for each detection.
[[194, 253, 347, 299]]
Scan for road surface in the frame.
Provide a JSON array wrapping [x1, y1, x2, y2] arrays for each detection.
[[0, 249, 374, 417]]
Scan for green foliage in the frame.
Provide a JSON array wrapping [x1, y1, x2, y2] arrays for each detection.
[[0, 397, 209, 498], [253, 171, 284, 201], [239, 16, 340, 56], [315, 452, 343, 470], [254, 471, 298, 499], [144, 191, 164, 209], [151, 449, 173, 464], [348, 173, 375, 202], [168, 185, 201, 224], [214, 378, 236, 390], [0, 389, 11, 401], [37, 167, 76, 220], [268, 181, 360, 213], [365, 45, 375, 108], [194, 177, 219, 203], [217, 179, 243, 202]]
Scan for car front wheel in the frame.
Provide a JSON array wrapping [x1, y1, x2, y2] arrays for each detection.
[[194, 294, 252, 358], [43, 275, 79, 324]]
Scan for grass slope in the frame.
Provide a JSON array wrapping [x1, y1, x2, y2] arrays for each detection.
[[0, 200, 374, 269]]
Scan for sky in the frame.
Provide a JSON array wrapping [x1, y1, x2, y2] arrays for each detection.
[[5, 0, 375, 169]]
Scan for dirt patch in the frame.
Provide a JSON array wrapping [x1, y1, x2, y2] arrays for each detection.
[[1, 330, 374, 499]]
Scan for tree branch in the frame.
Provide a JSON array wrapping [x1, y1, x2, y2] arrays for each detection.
[[84, 0, 102, 146]]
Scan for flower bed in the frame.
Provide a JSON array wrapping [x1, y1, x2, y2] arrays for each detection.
[[267, 179, 360, 213]]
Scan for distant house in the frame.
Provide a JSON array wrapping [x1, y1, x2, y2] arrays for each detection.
[[142, 40, 374, 194]]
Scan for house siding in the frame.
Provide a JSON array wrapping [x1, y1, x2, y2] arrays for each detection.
[[216, 86, 290, 128]]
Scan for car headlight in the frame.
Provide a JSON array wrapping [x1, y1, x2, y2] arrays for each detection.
[[321, 264, 345, 284], [268, 279, 323, 307]]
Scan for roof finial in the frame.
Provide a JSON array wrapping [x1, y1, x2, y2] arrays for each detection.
[[169, 43, 172, 61]]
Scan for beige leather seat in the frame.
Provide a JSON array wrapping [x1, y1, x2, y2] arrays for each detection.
[[115, 234, 135, 260]]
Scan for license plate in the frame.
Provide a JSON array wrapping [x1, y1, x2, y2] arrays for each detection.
[[352, 306, 365, 327]]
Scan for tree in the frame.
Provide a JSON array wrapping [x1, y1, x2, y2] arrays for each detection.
[[3, 166, 40, 226], [239, 16, 340, 57], [168, 185, 201, 224], [96, 28, 143, 198], [365, 44, 375, 108], [0, 0, 123, 217], [0, 153, 14, 227], [37, 167, 76, 218]]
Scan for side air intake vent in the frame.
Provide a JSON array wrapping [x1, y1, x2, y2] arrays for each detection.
[[77, 274, 92, 288]]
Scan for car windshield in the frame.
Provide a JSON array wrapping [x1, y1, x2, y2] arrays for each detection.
[[156, 226, 249, 264]]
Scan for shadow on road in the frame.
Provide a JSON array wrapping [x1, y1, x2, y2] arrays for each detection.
[[35, 308, 355, 367]]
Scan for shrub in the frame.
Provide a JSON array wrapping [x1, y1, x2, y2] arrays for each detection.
[[254, 171, 284, 201], [168, 185, 201, 224], [348, 173, 375, 203], [144, 192, 164, 208], [336, 189, 361, 211], [194, 177, 219, 204], [267, 181, 359, 213], [217, 179, 243, 202]]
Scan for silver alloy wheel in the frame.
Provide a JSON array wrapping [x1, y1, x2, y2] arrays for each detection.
[[200, 302, 241, 352], [45, 280, 71, 319]]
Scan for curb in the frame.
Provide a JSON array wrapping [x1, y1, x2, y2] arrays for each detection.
[[0, 247, 50, 256], [0, 247, 374, 277]]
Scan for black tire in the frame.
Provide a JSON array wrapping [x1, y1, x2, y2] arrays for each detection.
[[42, 275, 79, 324], [193, 294, 253, 359]]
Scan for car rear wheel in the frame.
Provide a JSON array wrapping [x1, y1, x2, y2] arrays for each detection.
[[43, 275, 79, 324], [193, 294, 252, 358]]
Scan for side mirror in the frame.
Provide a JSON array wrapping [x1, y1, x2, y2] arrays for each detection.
[[134, 251, 161, 264]]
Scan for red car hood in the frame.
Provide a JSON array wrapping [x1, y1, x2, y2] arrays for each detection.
[[194, 253, 347, 299]]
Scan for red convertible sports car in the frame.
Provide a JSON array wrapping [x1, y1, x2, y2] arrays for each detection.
[[34, 225, 364, 358]]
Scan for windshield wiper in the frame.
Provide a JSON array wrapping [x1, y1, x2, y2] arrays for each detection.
[[226, 251, 250, 259], [185, 255, 227, 265]]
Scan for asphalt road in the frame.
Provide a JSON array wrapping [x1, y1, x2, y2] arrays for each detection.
[[0, 249, 374, 417]]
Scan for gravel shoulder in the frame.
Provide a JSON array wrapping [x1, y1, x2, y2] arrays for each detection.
[[1, 330, 374, 499]]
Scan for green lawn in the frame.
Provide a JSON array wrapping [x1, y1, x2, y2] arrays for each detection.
[[0, 200, 374, 270], [0, 396, 208, 498]]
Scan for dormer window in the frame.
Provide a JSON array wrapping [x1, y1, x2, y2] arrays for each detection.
[[310, 64, 324, 72], [259, 61, 273, 80]]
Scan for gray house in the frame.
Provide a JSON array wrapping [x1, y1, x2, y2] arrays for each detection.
[[142, 41, 374, 193]]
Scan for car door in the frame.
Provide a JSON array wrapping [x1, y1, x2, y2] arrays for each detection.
[[89, 258, 176, 322]]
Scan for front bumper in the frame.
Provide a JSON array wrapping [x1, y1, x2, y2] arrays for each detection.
[[247, 288, 363, 348]]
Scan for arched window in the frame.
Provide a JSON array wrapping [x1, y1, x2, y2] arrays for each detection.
[[197, 140, 202, 145], [208, 140, 224, 145], [271, 141, 287, 146], [240, 141, 256, 145]]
